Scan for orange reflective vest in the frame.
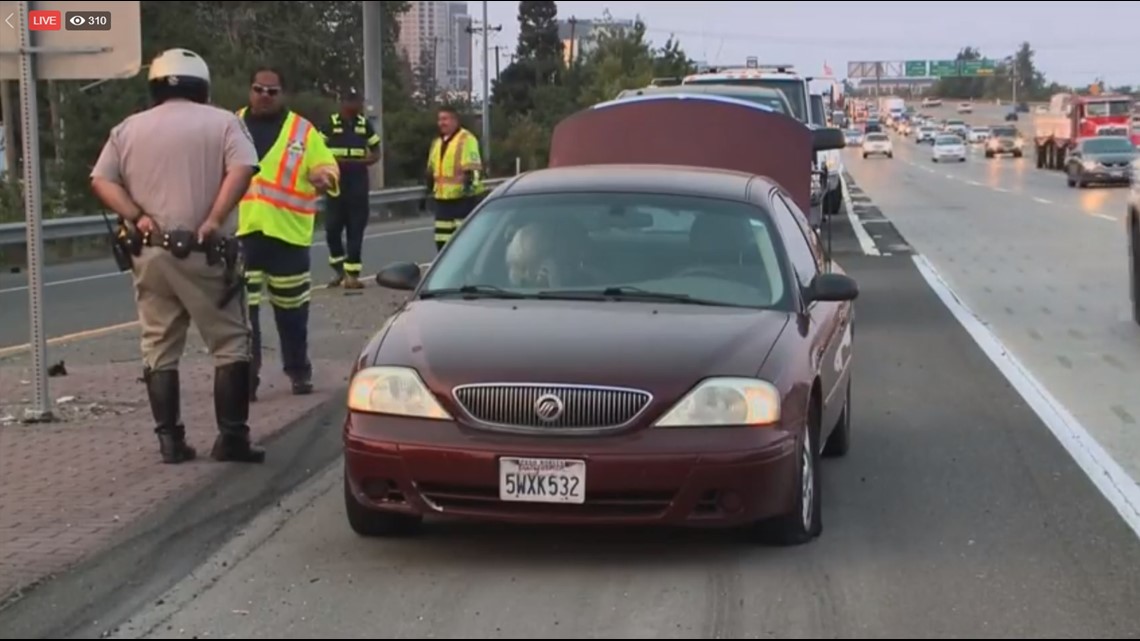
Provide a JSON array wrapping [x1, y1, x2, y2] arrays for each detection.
[[236, 108, 338, 247]]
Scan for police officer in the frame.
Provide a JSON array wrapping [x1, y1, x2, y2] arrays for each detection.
[[90, 48, 264, 465], [426, 106, 486, 251], [321, 88, 381, 289], [237, 66, 339, 399]]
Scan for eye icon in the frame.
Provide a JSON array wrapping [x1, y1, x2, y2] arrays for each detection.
[[68, 13, 85, 26]]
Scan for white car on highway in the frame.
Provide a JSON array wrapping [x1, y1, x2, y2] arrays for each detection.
[[957, 102, 974, 114], [967, 126, 991, 144], [922, 97, 943, 108], [862, 132, 894, 159], [916, 126, 939, 144], [932, 135, 967, 162]]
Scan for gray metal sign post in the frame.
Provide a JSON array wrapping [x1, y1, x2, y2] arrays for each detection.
[[0, 0, 141, 421]]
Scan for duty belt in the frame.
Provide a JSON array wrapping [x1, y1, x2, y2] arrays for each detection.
[[121, 227, 243, 307]]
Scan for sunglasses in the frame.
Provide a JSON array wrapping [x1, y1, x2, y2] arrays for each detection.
[[251, 84, 281, 97]]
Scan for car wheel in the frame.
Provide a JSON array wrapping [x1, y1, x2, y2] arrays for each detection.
[[887, 153, 894, 159], [985, 151, 994, 158], [755, 400, 823, 546], [823, 378, 851, 458], [1013, 151, 1023, 158], [862, 153, 868, 159], [1130, 213, 1140, 326], [959, 157, 966, 163], [344, 474, 423, 538]]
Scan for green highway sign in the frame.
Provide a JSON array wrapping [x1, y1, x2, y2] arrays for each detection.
[[961, 58, 997, 76], [930, 60, 958, 77], [905, 60, 928, 77]]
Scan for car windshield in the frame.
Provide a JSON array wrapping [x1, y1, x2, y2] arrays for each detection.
[[1081, 137, 1136, 154], [935, 136, 961, 145], [420, 192, 792, 310], [947, 121, 965, 127], [921, 127, 937, 132], [684, 77, 808, 122], [1085, 101, 1131, 117], [972, 127, 990, 133], [648, 88, 791, 115], [992, 127, 1019, 137], [866, 133, 889, 142], [810, 95, 827, 126], [846, 129, 861, 136]]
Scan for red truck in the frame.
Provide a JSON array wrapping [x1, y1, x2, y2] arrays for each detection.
[[1033, 92, 1135, 170]]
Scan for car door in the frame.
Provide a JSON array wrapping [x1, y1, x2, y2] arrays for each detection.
[[770, 191, 851, 432]]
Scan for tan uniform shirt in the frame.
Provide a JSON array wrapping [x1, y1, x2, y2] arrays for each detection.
[[91, 100, 259, 235]]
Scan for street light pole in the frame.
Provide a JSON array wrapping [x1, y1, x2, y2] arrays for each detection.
[[481, 0, 491, 171]]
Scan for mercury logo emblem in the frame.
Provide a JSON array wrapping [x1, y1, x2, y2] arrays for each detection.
[[534, 394, 565, 422]]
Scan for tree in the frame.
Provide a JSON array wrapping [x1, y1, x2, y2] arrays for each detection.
[[516, 1, 562, 64], [0, 0, 430, 223], [653, 36, 695, 79]]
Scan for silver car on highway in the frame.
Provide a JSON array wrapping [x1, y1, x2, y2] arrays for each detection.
[[932, 135, 967, 163]]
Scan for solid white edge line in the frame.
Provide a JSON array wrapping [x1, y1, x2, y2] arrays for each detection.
[[0, 225, 433, 295], [841, 173, 881, 257], [1034, 197, 1053, 205], [912, 253, 1140, 540]]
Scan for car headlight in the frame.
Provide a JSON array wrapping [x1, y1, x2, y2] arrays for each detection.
[[654, 377, 781, 427], [347, 366, 452, 420], [1082, 160, 1097, 170]]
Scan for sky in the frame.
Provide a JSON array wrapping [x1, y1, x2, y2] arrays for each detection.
[[470, 1, 1140, 92]]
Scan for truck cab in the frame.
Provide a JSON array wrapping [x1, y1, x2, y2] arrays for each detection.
[[680, 63, 844, 220], [1034, 93, 1135, 170]]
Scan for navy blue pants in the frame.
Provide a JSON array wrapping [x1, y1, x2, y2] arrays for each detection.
[[325, 182, 370, 276], [240, 232, 312, 381], [433, 197, 479, 251]]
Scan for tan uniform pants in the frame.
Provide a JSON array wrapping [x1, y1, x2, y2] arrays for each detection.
[[132, 247, 251, 371]]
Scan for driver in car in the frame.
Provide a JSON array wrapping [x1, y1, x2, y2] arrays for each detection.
[[505, 221, 599, 288]]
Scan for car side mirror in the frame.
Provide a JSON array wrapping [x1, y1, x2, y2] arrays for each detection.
[[806, 273, 859, 303], [375, 261, 422, 291], [812, 127, 847, 152]]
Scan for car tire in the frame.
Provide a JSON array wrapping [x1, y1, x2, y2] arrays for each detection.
[[823, 378, 851, 459], [959, 157, 966, 163], [1013, 151, 1023, 158], [344, 474, 423, 538], [985, 151, 994, 159], [754, 400, 823, 546], [862, 153, 868, 159], [887, 153, 894, 159]]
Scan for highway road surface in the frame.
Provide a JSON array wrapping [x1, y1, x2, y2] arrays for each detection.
[[0, 218, 435, 352], [78, 157, 1139, 639]]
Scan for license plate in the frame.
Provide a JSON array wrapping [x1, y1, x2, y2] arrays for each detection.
[[499, 457, 586, 504]]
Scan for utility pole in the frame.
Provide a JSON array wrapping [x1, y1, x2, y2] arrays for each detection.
[[494, 45, 501, 80], [568, 17, 578, 67], [481, 1, 491, 171], [362, 1, 385, 188], [0, 81, 16, 187], [465, 20, 475, 103]]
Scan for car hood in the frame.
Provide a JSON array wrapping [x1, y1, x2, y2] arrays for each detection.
[[374, 299, 791, 397], [1086, 152, 1136, 164]]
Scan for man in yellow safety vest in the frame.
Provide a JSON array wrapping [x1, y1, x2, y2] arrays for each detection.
[[237, 66, 339, 400], [426, 106, 486, 251]]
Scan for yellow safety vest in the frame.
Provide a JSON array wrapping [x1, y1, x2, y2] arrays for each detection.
[[235, 108, 337, 247], [427, 128, 485, 201]]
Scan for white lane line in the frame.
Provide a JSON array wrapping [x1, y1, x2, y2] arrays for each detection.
[[1034, 197, 1053, 205], [967, 180, 984, 187], [1091, 213, 1118, 221], [993, 187, 1010, 193], [945, 173, 956, 179], [0, 225, 433, 295], [913, 254, 1140, 542], [841, 173, 881, 257]]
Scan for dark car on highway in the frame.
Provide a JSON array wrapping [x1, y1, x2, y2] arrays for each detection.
[[985, 125, 1025, 158], [345, 95, 856, 546], [1065, 136, 1137, 188]]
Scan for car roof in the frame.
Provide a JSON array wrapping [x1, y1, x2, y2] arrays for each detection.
[[618, 84, 787, 100], [496, 164, 766, 203]]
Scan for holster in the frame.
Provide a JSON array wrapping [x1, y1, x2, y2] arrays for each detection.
[[111, 219, 143, 271]]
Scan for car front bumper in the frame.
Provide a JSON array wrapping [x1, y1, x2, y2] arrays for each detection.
[[344, 413, 800, 527]]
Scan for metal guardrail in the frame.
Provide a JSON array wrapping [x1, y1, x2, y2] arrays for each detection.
[[0, 178, 509, 247]]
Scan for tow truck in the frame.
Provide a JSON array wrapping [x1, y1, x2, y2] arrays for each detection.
[[1033, 92, 1135, 170], [670, 61, 845, 220]]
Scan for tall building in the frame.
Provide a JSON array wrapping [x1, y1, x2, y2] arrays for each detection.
[[397, 1, 472, 94], [557, 17, 636, 66]]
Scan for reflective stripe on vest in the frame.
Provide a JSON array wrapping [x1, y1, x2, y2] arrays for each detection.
[[236, 108, 321, 246], [329, 114, 369, 158], [429, 129, 484, 200]]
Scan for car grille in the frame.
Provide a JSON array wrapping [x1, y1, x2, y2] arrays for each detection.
[[453, 384, 652, 431], [1100, 161, 1131, 168]]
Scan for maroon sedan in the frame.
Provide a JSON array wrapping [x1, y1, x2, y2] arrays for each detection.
[[345, 96, 856, 545]]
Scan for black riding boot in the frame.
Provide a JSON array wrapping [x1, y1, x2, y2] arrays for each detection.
[[145, 368, 197, 464], [210, 361, 266, 463]]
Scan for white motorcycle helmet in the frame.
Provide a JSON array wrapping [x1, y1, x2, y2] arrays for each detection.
[[147, 48, 211, 104]]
